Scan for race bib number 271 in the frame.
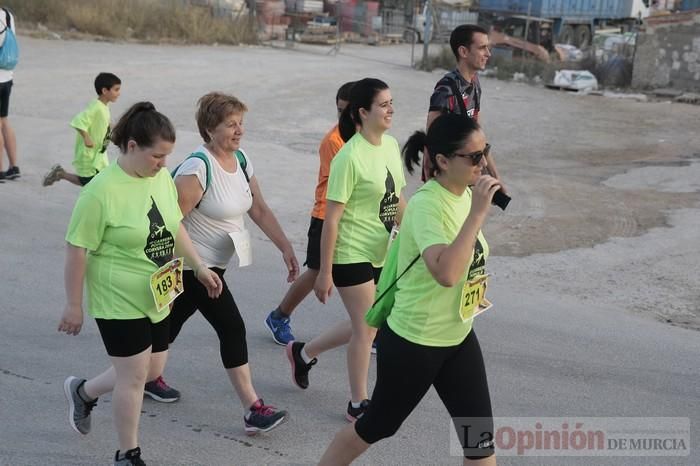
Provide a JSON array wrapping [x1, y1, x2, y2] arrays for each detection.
[[458, 274, 491, 322]]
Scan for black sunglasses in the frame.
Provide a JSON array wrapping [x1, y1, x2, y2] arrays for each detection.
[[453, 143, 491, 165]]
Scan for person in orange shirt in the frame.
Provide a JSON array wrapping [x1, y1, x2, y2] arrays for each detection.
[[265, 81, 355, 345]]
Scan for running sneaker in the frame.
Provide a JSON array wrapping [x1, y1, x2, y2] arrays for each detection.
[[264, 311, 295, 345], [371, 340, 377, 355], [285, 341, 317, 389], [244, 399, 288, 436], [0, 171, 5, 183], [114, 447, 147, 466], [42, 164, 65, 186], [63, 376, 98, 435], [144, 376, 181, 403], [5, 166, 20, 180], [346, 399, 371, 422]]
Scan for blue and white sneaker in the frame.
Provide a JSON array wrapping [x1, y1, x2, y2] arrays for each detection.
[[264, 311, 295, 345]]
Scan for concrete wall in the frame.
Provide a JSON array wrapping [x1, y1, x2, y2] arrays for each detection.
[[632, 11, 700, 91]]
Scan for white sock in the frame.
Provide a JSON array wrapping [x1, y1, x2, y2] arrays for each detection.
[[351, 400, 362, 408], [301, 347, 313, 364]]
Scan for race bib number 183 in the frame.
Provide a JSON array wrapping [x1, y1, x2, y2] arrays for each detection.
[[149, 257, 184, 312]]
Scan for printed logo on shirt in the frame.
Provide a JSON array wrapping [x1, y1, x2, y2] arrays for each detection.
[[100, 127, 111, 154], [467, 238, 485, 280], [144, 197, 175, 267], [378, 168, 400, 232]]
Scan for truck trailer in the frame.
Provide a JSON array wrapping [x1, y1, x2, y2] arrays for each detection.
[[478, 0, 649, 48]]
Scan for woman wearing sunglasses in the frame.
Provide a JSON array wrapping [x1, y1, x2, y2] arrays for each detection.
[[318, 112, 499, 465]]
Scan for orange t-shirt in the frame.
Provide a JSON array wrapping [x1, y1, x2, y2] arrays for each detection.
[[311, 125, 344, 219]]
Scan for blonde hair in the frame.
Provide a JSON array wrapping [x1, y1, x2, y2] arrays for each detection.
[[196, 92, 248, 142]]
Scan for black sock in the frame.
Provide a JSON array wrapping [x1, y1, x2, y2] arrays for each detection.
[[77, 381, 96, 402]]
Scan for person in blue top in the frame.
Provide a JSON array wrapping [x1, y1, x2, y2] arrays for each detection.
[[318, 112, 500, 465]]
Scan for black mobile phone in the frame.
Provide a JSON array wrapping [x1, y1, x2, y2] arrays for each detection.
[[492, 189, 511, 210]]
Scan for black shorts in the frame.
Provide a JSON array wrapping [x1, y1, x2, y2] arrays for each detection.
[[78, 174, 97, 186], [95, 316, 170, 357], [0, 80, 12, 118], [304, 217, 323, 270], [332, 262, 382, 288]]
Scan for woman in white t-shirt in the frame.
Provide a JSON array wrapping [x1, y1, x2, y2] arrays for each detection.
[[154, 92, 299, 435]]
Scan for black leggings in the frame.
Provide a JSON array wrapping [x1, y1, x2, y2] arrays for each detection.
[[169, 268, 248, 369], [355, 324, 494, 459]]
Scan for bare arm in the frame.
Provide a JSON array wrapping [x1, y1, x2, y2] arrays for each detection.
[[426, 110, 442, 130], [314, 200, 345, 303], [246, 176, 299, 282], [396, 192, 408, 225], [75, 128, 94, 148], [174, 174, 205, 217], [422, 176, 500, 287], [58, 244, 87, 336]]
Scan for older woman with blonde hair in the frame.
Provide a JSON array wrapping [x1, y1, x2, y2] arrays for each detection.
[[151, 92, 299, 435]]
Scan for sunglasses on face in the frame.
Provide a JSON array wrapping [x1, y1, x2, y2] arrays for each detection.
[[453, 143, 491, 165]]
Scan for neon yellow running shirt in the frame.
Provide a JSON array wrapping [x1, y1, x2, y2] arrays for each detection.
[[66, 162, 183, 323], [388, 180, 489, 346], [326, 133, 406, 267], [70, 99, 111, 177]]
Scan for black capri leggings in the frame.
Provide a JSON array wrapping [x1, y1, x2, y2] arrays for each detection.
[[169, 268, 248, 369], [354, 324, 495, 460]]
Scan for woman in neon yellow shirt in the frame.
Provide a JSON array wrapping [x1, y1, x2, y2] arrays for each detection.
[[319, 113, 500, 465], [57, 102, 222, 466], [286, 78, 407, 422]]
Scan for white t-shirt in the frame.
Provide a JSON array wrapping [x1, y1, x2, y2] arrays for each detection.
[[0, 9, 15, 83], [175, 145, 255, 268]]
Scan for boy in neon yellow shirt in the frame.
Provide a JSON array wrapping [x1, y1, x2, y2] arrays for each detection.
[[42, 72, 121, 187]]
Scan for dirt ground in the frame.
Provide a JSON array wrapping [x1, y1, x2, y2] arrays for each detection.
[[5, 37, 700, 336], [1, 36, 699, 466]]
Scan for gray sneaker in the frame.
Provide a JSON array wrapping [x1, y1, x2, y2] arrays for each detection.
[[63, 376, 97, 435], [42, 164, 65, 187]]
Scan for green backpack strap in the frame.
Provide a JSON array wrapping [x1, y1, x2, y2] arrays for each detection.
[[172, 152, 212, 208], [172, 152, 211, 192], [235, 150, 250, 183]]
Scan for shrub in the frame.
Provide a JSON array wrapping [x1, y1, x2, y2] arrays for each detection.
[[4, 0, 257, 45]]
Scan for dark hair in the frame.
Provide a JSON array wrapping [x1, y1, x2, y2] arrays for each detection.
[[402, 113, 480, 177], [450, 24, 488, 59], [196, 92, 248, 143], [111, 102, 176, 153], [94, 72, 121, 95], [338, 78, 389, 142], [336, 81, 356, 104]]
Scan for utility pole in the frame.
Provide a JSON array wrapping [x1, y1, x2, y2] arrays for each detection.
[[421, 0, 432, 70]]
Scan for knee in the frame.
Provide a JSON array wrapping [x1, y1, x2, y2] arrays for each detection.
[[117, 367, 149, 391], [355, 418, 400, 444], [351, 325, 376, 345]]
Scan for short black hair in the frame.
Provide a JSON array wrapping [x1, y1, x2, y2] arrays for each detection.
[[450, 25, 488, 59], [336, 81, 356, 104], [94, 72, 121, 95]]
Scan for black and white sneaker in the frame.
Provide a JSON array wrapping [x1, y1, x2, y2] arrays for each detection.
[[346, 399, 370, 422], [285, 341, 317, 389], [5, 166, 20, 180]]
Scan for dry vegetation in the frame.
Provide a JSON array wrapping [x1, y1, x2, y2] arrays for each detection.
[[5, 0, 257, 45]]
